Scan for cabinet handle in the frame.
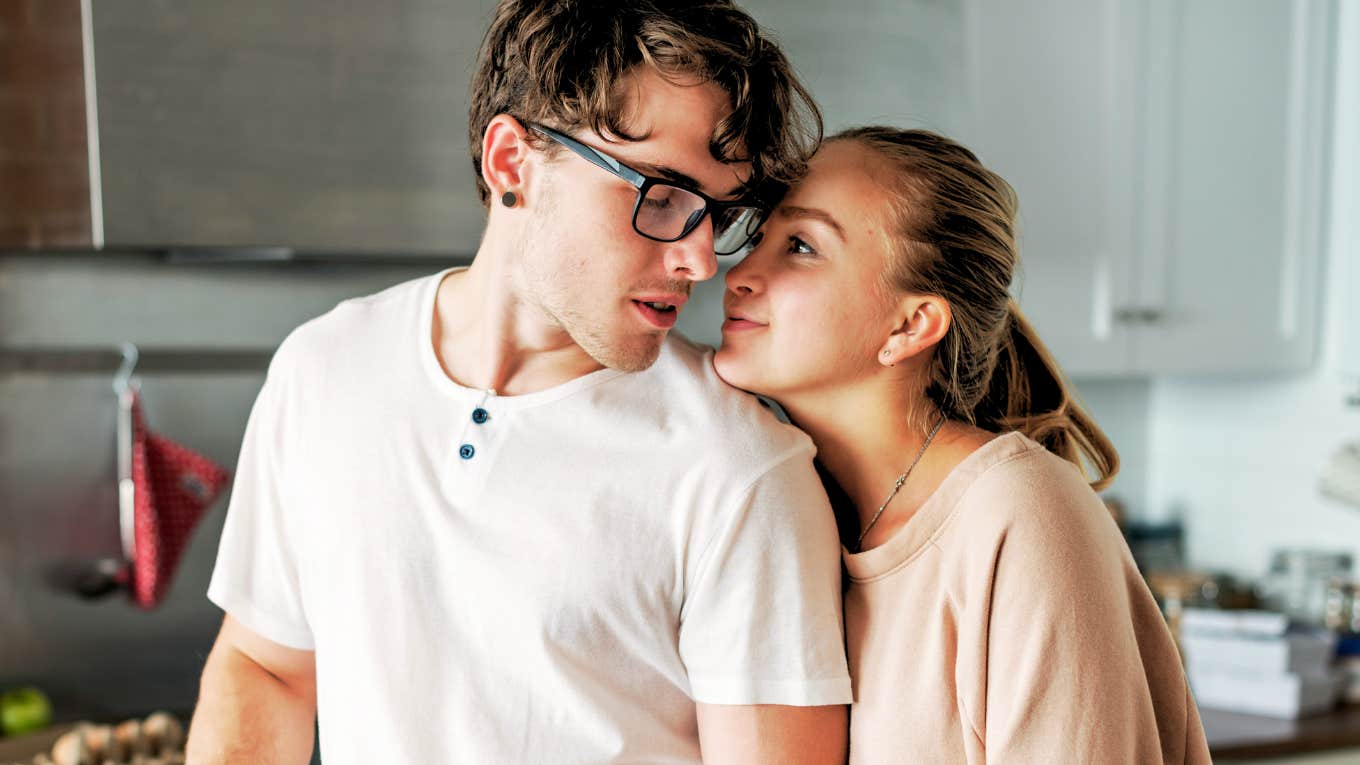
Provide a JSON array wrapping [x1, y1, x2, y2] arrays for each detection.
[[1114, 307, 1165, 324]]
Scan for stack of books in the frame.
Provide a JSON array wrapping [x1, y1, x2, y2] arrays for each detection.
[[1180, 608, 1341, 718]]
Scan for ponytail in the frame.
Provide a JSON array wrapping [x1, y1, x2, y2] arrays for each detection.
[[978, 302, 1119, 490]]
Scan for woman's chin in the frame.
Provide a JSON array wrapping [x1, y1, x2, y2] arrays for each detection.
[[713, 347, 778, 399], [713, 346, 759, 392]]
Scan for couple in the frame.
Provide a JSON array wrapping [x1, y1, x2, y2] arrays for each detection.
[[187, 1, 1211, 763]]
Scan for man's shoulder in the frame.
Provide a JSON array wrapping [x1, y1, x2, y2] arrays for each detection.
[[269, 270, 441, 378], [641, 334, 816, 471]]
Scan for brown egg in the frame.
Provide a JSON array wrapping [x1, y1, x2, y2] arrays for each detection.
[[140, 714, 183, 756], [80, 726, 112, 762], [50, 726, 93, 765], [112, 719, 149, 760]]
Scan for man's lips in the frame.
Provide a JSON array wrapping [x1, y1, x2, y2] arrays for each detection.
[[632, 294, 687, 330]]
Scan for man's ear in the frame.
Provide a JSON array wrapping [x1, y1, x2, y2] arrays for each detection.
[[481, 114, 533, 203], [878, 295, 951, 367]]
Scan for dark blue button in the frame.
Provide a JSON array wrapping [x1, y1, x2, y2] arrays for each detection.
[[459, 444, 475, 460], [472, 408, 489, 424]]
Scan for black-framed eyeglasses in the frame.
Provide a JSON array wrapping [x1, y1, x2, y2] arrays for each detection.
[[527, 122, 767, 256]]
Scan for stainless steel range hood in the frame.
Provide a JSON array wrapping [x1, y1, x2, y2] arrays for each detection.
[[3, 0, 499, 258]]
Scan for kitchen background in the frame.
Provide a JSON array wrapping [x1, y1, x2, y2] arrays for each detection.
[[2, 0, 1359, 763]]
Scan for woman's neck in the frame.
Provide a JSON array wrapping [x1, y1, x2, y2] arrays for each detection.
[[781, 385, 996, 549], [781, 386, 939, 527]]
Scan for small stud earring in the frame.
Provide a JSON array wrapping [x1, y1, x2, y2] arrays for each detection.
[[501, 190, 518, 208], [882, 350, 891, 357]]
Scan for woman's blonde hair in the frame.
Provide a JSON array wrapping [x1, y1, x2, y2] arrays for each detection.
[[833, 126, 1119, 490]]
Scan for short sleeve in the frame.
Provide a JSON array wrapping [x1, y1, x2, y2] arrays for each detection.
[[678, 450, 851, 706], [207, 364, 314, 650]]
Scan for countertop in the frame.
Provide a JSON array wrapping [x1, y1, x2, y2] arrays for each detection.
[[1205, 704, 1360, 759]]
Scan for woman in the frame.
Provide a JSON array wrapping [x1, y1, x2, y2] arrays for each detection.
[[714, 127, 1211, 763]]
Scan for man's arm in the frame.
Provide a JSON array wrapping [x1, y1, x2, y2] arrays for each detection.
[[696, 703, 847, 765], [186, 615, 317, 765]]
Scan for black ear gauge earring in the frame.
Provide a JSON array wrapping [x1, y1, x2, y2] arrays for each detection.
[[501, 190, 518, 208]]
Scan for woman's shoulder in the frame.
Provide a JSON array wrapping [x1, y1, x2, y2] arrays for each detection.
[[940, 431, 1120, 552], [932, 432, 1140, 613]]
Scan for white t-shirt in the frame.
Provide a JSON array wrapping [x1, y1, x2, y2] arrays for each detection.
[[208, 269, 851, 764]]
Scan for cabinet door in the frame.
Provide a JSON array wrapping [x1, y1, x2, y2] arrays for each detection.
[[1336, 0, 1360, 380], [740, 0, 972, 137], [963, 0, 1143, 377], [92, 0, 496, 254], [1131, 0, 1335, 373]]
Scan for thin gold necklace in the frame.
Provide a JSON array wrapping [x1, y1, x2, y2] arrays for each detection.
[[855, 413, 948, 552]]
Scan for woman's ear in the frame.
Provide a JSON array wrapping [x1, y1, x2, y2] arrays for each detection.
[[879, 295, 951, 367], [481, 114, 533, 205]]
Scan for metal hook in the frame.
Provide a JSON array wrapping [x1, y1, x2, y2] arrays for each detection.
[[113, 341, 139, 395]]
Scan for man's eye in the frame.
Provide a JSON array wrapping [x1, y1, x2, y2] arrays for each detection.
[[787, 235, 816, 255], [642, 185, 681, 210]]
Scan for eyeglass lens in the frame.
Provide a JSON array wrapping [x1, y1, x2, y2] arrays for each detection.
[[635, 184, 763, 254]]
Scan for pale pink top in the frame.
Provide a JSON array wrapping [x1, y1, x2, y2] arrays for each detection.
[[843, 432, 1211, 764]]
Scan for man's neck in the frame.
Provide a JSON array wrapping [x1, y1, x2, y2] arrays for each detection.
[[431, 247, 606, 396]]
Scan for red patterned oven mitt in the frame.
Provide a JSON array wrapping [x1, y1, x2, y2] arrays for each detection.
[[127, 393, 231, 608]]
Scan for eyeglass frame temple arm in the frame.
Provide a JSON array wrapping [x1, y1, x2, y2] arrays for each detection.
[[527, 123, 648, 189]]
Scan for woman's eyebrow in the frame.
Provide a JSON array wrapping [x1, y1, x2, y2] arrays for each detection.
[[777, 205, 847, 242]]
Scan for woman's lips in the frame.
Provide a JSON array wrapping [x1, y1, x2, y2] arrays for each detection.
[[722, 316, 766, 332]]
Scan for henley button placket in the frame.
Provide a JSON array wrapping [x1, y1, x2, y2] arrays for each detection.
[[457, 391, 495, 463]]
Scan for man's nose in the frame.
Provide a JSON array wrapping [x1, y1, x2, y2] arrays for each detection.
[[662, 217, 719, 282]]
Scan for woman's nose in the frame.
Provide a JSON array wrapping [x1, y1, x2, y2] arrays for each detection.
[[724, 232, 767, 295]]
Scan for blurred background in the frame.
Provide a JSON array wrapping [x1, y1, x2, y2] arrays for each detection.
[[1, 0, 1358, 762]]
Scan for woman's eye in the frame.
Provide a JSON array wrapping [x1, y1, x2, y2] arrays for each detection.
[[787, 235, 816, 255]]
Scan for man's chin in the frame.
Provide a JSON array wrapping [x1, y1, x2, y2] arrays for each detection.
[[582, 331, 666, 373]]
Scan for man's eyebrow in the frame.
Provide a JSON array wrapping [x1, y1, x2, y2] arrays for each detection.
[[778, 205, 847, 242], [634, 161, 747, 201]]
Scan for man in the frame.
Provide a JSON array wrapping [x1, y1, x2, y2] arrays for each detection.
[[187, 2, 849, 762]]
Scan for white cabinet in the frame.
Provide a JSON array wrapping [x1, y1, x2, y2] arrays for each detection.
[[966, 0, 1336, 376], [741, 0, 972, 137], [1128, 0, 1335, 374], [1328, 0, 1359, 380], [963, 0, 1143, 377]]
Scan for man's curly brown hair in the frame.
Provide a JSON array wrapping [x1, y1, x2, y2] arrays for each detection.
[[468, 0, 822, 207]]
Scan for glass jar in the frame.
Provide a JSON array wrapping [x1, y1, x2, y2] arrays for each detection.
[[1261, 549, 1353, 624], [1324, 578, 1360, 634]]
